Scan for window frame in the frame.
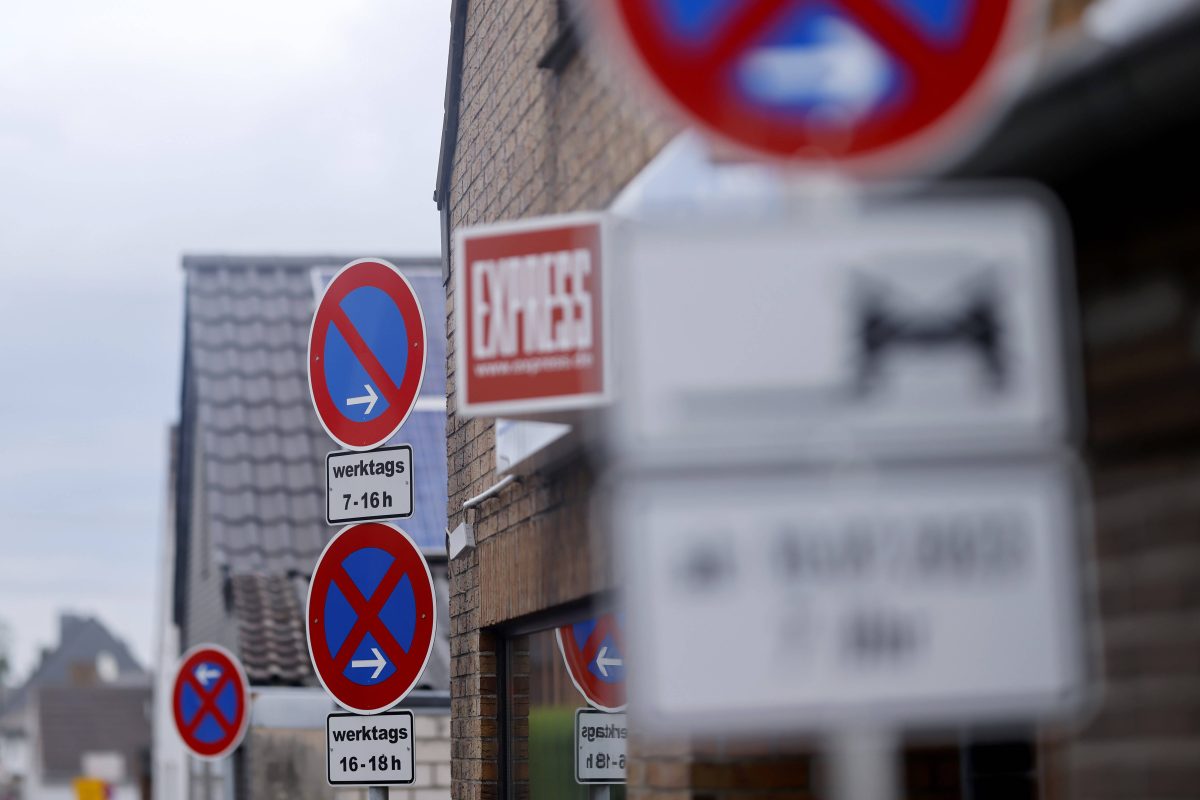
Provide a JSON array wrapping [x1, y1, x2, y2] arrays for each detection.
[[494, 595, 616, 799]]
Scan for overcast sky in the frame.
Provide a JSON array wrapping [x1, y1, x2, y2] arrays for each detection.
[[0, 0, 449, 680]]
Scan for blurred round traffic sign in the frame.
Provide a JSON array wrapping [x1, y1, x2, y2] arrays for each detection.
[[308, 259, 427, 452], [557, 613, 626, 712], [171, 644, 250, 759], [307, 523, 437, 714], [598, 0, 1039, 173]]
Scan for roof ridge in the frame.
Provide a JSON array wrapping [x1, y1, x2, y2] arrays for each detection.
[[208, 513, 326, 525], [183, 255, 440, 271], [192, 366, 304, 380], [204, 452, 319, 466], [187, 287, 313, 301]]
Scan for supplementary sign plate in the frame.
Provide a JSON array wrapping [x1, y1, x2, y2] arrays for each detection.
[[326, 711, 414, 786], [327, 446, 414, 524], [618, 461, 1090, 734], [576, 709, 627, 785], [611, 192, 1074, 463]]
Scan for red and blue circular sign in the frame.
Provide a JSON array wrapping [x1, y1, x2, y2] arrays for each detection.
[[171, 644, 250, 760], [307, 523, 437, 714], [557, 613, 626, 712], [308, 259, 427, 452], [600, 0, 1037, 173]]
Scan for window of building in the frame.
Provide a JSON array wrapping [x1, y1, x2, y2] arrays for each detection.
[[502, 614, 627, 800]]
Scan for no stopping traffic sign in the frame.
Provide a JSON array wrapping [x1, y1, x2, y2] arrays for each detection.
[[598, 0, 1038, 172], [557, 613, 627, 713], [307, 523, 437, 714], [171, 644, 250, 759]]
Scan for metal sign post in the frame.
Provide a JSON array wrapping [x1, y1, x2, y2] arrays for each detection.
[[307, 259, 434, 794], [823, 729, 901, 800]]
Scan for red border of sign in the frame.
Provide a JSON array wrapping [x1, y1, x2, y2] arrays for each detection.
[[308, 259, 427, 452], [306, 523, 437, 714], [171, 644, 251, 760], [556, 619, 627, 713], [598, 0, 1038, 175]]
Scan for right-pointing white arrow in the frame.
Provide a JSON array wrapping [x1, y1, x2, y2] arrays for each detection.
[[351, 647, 388, 680], [595, 645, 622, 678], [738, 16, 891, 120], [345, 384, 379, 415]]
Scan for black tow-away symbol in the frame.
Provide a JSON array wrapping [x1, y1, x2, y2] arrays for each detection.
[[855, 269, 1005, 393]]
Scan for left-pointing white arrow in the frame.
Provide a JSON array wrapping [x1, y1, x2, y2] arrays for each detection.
[[345, 384, 379, 415], [194, 664, 222, 687], [351, 647, 389, 680], [595, 646, 623, 678]]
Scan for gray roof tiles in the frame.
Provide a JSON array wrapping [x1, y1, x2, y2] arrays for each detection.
[[230, 574, 311, 685]]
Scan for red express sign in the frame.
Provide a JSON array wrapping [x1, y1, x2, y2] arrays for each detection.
[[455, 214, 608, 416]]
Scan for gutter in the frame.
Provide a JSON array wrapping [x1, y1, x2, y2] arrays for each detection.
[[434, 0, 469, 284]]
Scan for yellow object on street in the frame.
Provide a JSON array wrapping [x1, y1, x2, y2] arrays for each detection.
[[73, 778, 109, 800]]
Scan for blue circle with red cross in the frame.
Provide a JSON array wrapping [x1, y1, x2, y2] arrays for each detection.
[[605, 0, 1029, 171], [557, 613, 627, 712], [307, 523, 437, 714], [172, 645, 249, 759]]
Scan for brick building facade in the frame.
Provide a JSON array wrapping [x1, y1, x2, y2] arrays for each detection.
[[438, 2, 670, 798], [436, 2, 1200, 799]]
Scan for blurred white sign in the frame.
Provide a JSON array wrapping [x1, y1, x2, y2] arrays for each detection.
[[81, 752, 124, 783], [618, 462, 1088, 735], [575, 709, 627, 785], [610, 193, 1074, 464]]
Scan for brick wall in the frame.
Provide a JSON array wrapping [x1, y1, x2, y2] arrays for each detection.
[[443, 2, 672, 799], [443, 3, 1118, 800], [410, 712, 454, 799], [1039, 132, 1200, 798]]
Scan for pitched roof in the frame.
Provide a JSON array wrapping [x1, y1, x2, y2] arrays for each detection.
[[0, 615, 146, 727], [175, 255, 450, 689], [229, 574, 311, 685], [36, 685, 151, 783]]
